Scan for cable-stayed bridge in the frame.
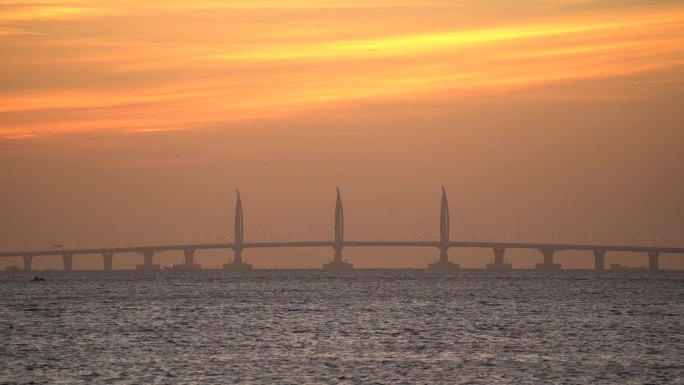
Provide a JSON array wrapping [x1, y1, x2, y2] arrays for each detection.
[[1, 187, 682, 272]]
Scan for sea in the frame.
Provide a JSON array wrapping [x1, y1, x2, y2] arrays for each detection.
[[1, 269, 682, 384]]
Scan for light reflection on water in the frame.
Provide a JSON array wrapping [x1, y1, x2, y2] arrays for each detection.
[[1, 270, 682, 384]]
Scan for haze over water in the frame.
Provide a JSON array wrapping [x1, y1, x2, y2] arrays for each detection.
[[2, 270, 682, 384]]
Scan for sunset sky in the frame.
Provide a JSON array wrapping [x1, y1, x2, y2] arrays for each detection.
[[1, 0, 683, 269]]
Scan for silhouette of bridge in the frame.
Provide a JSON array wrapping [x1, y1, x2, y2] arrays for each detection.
[[1, 188, 682, 272]]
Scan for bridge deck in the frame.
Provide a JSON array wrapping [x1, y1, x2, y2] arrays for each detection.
[[1, 241, 682, 258]]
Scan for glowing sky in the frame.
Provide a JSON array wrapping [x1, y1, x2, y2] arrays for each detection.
[[1, 1, 683, 269], [1, 0, 683, 139]]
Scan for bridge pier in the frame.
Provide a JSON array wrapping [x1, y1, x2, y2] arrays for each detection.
[[172, 249, 201, 270], [648, 251, 659, 271], [62, 254, 74, 271], [428, 246, 459, 271], [102, 252, 114, 271], [535, 247, 561, 271], [593, 250, 606, 271], [23, 255, 32, 272], [323, 246, 353, 271], [486, 247, 512, 272], [223, 248, 252, 271], [136, 249, 160, 271]]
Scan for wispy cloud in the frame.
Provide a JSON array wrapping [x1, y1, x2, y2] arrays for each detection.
[[1, 1, 683, 139]]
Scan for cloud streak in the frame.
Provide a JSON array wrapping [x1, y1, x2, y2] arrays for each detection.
[[1, 1, 683, 139]]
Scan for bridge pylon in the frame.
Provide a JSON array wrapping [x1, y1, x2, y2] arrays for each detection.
[[224, 190, 252, 271], [323, 187, 353, 271], [428, 186, 459, 271]]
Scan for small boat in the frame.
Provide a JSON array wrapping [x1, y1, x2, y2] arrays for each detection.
[[31, 276, 46, 282]]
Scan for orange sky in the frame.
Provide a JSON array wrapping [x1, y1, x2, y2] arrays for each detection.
[[0, 1, 683, 269], [1, 0, 683, 139]]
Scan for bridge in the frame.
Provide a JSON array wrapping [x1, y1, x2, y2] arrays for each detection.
[[1, 187, 682, 272]]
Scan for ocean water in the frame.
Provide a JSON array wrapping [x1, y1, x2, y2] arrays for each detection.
[[0, 270, 682, 384]]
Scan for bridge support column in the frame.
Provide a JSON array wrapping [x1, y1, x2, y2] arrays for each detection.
[[102, 252, 114, 271], [487, 247, 512, 272], [62, 254, 74, 271], [136, 249, 160, 271], [184, 249, 194, 265], [334, 247, 343, 264], [648, 251, 659, 271], [23, 255, 32, 272], [593, 250, 606, 271], [223, 248, 252, 271], [535, 247, 561, 271], [428, 246, 459, 271], [172, 249, 201, 270], [323, 246, 353, 271]]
